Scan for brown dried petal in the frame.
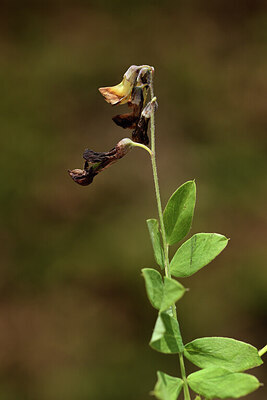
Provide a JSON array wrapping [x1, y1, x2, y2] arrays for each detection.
[[131, 99, 157, 146], [68, 168, 97, 186], [137, 66, 154, 85], [112, 114, 139, 129], [69, 138, 134, 186], [83, 147, 117, 163], [132, 117, 149, 146], [112, 86, 144, 129]]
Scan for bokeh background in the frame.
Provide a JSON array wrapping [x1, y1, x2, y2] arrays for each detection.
[[0, 1, 266, 399]]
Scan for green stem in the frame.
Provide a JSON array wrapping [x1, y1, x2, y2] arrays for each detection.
[[258, 344, 267, 357], [179, 353, 192, 400], [149, 73, 191, 400], [131, 141, 153, 156]]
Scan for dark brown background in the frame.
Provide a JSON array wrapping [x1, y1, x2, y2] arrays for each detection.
[[0, 1, 266, 399]]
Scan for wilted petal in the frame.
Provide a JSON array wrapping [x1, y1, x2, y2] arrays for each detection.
[[137, 65, 154, 86], [69, 138, 134, 186], [83, 138, 133, 166], [112, 113, 138, 129], [83, 148, 117, 163], [132, 117, 149, 145], [132, 99, 157, 145], [68, 167, 97, 186], [112, 86, 144, 129]]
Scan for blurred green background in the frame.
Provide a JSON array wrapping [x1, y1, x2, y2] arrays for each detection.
[[0, 1, 266, 399]]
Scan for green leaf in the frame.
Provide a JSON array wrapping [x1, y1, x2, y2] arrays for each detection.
[[152, 371, 183, 400], [160, 277, 186, 312], [142, 268, 163, 310], [163, 181, 196, 246], [184, 337, 263, 372], [142, 269, 186, 312], [187, 367, 260, 399], [147, 219, 165, 269], [170, 233, 228, 278], [150, 312, 184, 354]]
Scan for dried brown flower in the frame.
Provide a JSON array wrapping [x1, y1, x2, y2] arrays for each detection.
[[68, 138, 134, 186]]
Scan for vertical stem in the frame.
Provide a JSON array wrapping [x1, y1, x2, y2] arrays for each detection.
[[149, 73, 191, 400], [179, 353, 192, 400], [149, 79, 171, 279]]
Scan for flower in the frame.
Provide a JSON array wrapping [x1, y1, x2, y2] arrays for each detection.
[[99, 65, 153, 105], [68, 138, 134, 186], [68, 65, 156, 187], [99, 65, 155, 145]]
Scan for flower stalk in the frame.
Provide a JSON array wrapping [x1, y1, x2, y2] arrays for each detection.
[[131, 141, 153, 156]]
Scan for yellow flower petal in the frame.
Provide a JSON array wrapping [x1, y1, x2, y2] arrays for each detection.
[[99, 65, 153, 105], [99, 77, 132, 105]]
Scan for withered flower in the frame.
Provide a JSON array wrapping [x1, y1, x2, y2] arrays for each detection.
[[112, 86, 144, 129], [132, 98, 157, 146], [99, 65, 155, 145], [99, 65, 153, 106], [68, 138, 134, 186], [69, 65, 155, 187]]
